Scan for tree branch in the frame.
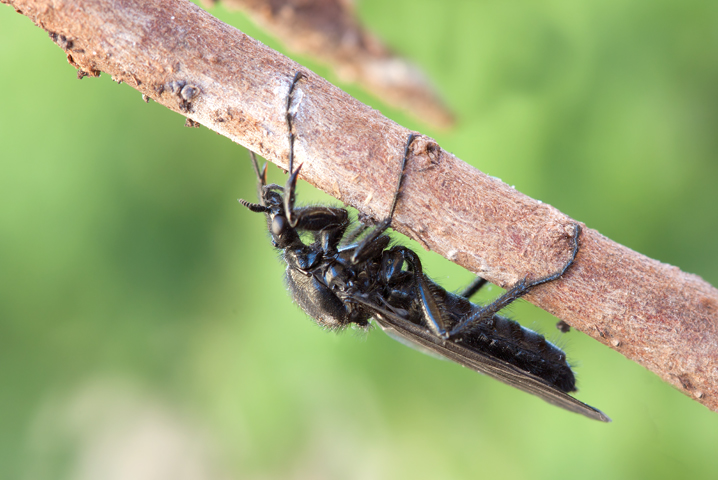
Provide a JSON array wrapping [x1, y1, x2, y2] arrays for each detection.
[[215, 0, 455, 129], [4, 0, 718, 413]]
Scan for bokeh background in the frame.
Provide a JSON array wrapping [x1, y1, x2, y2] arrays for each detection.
[[2, 1, 718, 479]]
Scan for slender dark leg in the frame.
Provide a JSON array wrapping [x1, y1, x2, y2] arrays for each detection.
[[341, 222, 370, 246], [385, 133, 417, 222], [458, 276, 488, 300], [383, 246, 450, 337], [238, 152, 270, 213], [285, 71, 305, 174], [351, 133, 418, 263], [240, 71, 301, 214], [284, 71, 306, 226], [448, 224, 582, 337]]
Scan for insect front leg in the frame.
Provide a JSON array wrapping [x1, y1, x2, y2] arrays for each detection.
[[284, 71, 306, 227], [291, 206, 351, 253]]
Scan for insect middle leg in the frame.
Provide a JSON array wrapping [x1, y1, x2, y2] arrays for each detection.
[[351, 133, 418, 264]]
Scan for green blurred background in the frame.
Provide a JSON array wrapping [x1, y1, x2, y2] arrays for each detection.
[[2, 1, 718, 479]]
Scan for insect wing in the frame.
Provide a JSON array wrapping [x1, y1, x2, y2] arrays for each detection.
[[352, 297, 610, 422]]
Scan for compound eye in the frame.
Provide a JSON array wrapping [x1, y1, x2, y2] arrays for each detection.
[[271, 215, 287, 236]]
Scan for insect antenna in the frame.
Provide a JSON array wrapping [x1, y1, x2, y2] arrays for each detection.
[[238, 199, 269, 213]]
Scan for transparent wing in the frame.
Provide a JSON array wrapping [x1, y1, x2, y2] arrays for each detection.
[[350, 296, 611, 422]]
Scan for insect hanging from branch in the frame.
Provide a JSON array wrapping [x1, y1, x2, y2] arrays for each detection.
[[239, 71, 610, 422]]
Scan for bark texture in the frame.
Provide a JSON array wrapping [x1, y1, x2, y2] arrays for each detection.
[[216, 0, 455, 129], [3, 0, 717, 413]]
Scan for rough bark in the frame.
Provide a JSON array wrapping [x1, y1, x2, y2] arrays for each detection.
[[3, 0, 717, 413], [214, 0, 455, 129]]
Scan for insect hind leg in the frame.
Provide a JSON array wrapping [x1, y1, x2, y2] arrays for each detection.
[[448, 224, 582, 337]]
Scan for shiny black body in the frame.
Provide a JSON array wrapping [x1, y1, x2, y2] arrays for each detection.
[[239, 72, 609, 422]]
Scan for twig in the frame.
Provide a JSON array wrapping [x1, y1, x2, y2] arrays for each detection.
[[215, 0, 454, 129], [3, 0, 718, 413]]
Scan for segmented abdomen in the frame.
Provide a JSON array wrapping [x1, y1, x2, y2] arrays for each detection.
[[425, 278, 576, 392]]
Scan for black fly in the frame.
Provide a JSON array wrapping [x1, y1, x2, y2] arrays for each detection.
[[239, 72, 610, 422]]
